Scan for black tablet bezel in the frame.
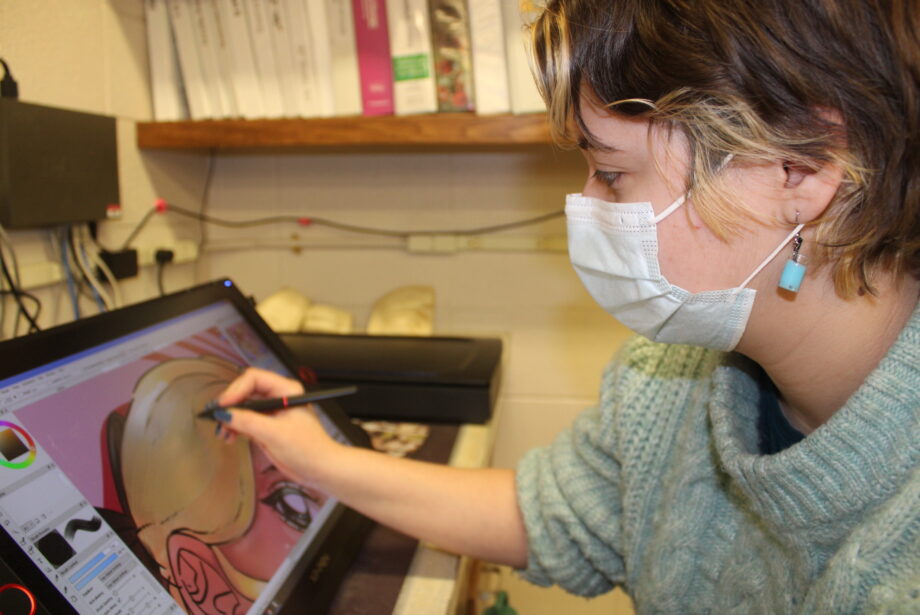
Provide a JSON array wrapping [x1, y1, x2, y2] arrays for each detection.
[[0, 278, 372, 614]]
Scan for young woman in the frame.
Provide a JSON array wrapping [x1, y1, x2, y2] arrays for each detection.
[[215, 1, 920, 611]]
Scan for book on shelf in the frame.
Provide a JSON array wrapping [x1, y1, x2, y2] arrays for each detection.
[[263, 0, 306, 116], [352, 0, 395, 116], [467, 0, 510, 115], [304, 0, 338, 117], [207, 0, 245, 117], [428, 0, 475, 112], [240, 0, 285, 117], [190, 0, 237, 117], [214, 0, 264, 118], [386, 0, 438, 115], [145, 0, 189, 120], [149, 0, 549, 123], [325, 0, 363, 116], [166, 0, 213, 119], [282, 0, 329, 118], [501, 0, 545, 114]]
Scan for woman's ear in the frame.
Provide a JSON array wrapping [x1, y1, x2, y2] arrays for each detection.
[[782, 107, 846, 224], [780, 158, 844, 224]]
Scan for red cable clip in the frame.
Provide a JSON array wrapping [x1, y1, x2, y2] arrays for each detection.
[[298, 217, 312, 227]]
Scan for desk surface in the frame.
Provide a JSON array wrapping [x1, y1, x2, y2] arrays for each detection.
[[328, 422, 494, 615]]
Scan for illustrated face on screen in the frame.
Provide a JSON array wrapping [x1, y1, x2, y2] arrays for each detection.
[[116, 356, 326, 614]]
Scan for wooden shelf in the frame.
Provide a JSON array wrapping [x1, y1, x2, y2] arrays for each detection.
[[136, 113, 553, 149]]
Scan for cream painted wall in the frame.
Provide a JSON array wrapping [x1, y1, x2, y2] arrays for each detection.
[[0, 0, 209, 332], [2, 1, 635, 612]]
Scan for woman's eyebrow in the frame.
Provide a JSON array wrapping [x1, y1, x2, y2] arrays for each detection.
[[577, 135, 621, 153]]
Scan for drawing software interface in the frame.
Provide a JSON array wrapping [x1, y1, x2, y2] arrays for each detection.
[[0, 301, 348, 615]]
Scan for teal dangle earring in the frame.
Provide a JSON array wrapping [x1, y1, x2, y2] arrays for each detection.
[[778, 215, 807, 292]]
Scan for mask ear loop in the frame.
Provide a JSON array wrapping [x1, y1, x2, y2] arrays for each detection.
[[653, 154, 735, 224], [653, 194, 686, 223], [736, 220, 806, 291], [658, 153, 805, 293]]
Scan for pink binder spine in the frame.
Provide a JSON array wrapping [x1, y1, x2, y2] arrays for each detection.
[[352, 0, 395, 116]]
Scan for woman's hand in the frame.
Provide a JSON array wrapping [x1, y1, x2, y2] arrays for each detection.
[[215, 367, 529, 567], [218, 366, 305, 403], [216, 367, 347, 489]]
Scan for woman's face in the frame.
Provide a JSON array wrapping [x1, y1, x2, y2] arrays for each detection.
[[576, 93, 793, 296]]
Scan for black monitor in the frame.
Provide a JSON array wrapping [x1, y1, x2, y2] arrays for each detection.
[[0, 279, 371, 614]]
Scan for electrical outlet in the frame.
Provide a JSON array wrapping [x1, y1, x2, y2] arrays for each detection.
[[17, 261, 64, 290], [13, 240, 198, 291], [137, 240, 199, 267], [170, 240, 199, 264]]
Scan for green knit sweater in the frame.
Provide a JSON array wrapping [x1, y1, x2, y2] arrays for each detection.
[[516, 303, 920, 614]]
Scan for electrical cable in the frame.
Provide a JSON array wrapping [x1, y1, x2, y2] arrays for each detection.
[[79, 242, 110, 311], [118, 207, 159, 251], [0, 224, 38, 335], [198, 150, 216, 253], [67, 227, 103, 311], [155, 249, 174, 297], [156, 263, 167, 296], [114, 196, 563, 292], [0, 290, 40, 336], [159, 202, 565, 238], [82, 225, 122, 308], [58, 229, 81, 319], [84, 225, 123, 307], [61, 229, 99, 313], [116, 152, 215, 253], [0, 246, 23, 336], [0, 225, 16, 335], [70, 225, 109, 309], [0, 223, 23, 289], [0, 57, 18, 99], [68, 226, 110, 312], [0, 256, 39, 334]]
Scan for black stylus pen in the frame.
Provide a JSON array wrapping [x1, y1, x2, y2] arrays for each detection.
[[197, 385, 358, 421]]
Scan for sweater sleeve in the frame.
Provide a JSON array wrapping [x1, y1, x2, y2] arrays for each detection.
[[514, 352, 632, 597], [515, 336, 718, 596]]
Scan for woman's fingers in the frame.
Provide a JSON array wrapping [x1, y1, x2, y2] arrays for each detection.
[[216, 407, 278, 445], [217, 367, 303, 406], [214, 405, 339, 487]]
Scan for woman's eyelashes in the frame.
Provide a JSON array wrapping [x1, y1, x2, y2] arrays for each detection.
[[592, 169, 623, 188]]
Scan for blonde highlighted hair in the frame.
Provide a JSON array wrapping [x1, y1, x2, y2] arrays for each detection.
[[531, 0, 920, 296]]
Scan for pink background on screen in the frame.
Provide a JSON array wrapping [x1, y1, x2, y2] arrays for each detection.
[[14, 327, 246, 508]]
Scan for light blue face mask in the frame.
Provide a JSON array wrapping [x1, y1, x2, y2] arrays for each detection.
[[566, 192, 803, 351]]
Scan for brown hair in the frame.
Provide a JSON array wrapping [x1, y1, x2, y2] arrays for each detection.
[[531, 0, 920, 296]]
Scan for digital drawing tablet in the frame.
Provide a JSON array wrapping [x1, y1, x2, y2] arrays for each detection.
[[0, 279, 372, 614]]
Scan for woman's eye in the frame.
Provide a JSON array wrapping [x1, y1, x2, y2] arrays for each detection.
[[592, 169, 622, 187], [262, 483, 317, 531]]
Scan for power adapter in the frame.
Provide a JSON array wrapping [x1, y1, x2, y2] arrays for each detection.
[[98, 249, 138, 280]]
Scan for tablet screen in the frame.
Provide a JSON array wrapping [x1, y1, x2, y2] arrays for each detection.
[[0, 282, 365, 614]]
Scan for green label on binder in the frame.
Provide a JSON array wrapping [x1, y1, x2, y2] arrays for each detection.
[[393, 54, 430, 81]]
